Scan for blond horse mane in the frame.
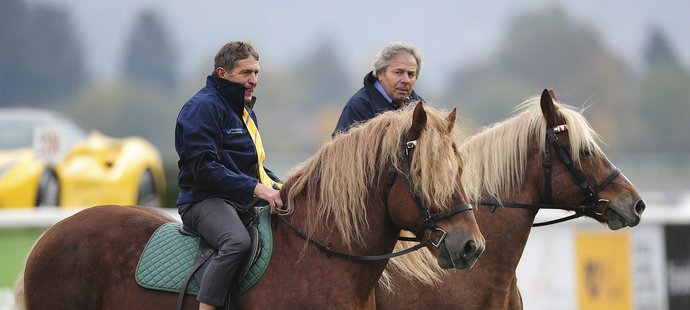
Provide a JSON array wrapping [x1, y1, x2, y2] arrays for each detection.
[[283, 103, 463, 252], [382, 96, 604, 288]]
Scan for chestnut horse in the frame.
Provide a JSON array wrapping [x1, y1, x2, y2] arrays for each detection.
[[376, 90, 645, 309], [18, 103, 485, 309]]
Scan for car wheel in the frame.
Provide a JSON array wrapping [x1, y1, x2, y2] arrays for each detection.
[[36, 170, 59, 207], [137, 169, 161, 208]]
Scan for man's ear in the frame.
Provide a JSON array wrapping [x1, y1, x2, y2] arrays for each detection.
[[215, 67, 226, 77]]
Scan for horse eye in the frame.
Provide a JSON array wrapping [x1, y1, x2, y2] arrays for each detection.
[[580, 149, 592, 158]]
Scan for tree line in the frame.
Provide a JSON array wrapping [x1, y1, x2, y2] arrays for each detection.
[[1, 1, 688, 161]]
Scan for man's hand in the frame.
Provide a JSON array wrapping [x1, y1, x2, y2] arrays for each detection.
[[253, 183, 283, 214]]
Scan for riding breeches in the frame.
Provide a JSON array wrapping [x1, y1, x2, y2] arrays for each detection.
[[178, 198, 251, 307]]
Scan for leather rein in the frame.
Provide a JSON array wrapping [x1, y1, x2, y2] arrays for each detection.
[[475, 124, 621, 227], [277, 137, 473, 261]]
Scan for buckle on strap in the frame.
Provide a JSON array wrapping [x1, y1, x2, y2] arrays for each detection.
[[593, 199, 610, 216], [405, 140, 417, 156], [430, 228, 448, 248]]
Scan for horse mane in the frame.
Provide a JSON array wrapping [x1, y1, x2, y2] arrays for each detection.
[[461, 96, 603, 201], [283, 104, 463, 249], [382, 96, 604, 289]]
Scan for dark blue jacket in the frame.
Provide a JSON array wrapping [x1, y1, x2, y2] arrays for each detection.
[[175, 73, 280, 206], [332, 71, 423, 136]]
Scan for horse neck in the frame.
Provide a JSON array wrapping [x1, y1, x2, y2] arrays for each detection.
[[267, 180, 400, 304], [478, 142, 544, 255]]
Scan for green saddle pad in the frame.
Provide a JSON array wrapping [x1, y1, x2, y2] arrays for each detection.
[[135, 207, 273, 296]]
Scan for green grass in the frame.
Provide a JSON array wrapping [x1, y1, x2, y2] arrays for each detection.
[[0, 229, 45, 287]]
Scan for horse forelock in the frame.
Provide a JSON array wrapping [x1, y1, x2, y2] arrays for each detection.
[[461, 96, 603, 201], [409, 109, 464, 213], [284, 105, 461, 249]]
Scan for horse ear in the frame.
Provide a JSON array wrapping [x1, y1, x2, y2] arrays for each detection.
[[409, 102, 427, 139], [548, 89, 557, 102], [540, 89, 559, 127], [446, 107, 457, 133]]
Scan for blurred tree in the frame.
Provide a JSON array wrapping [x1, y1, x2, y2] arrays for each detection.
[[25, 6, 86, 104], [496, 5, 602, 87], [63, 81, 181, 160], [644, 25, 679, 68], [443, 4, 642, 151], [639, 27, 690, 153], [443, 65, 537, 128], [291, 34, 351, 110], [256, 34, 352, 153], [122, 10, 177, 91], [0, 0, 29, 106], [0, 0, 85, 106]]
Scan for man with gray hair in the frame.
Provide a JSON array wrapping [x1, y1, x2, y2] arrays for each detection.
[[332, 41, 424, 135]]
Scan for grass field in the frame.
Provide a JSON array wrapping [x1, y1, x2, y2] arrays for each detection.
[[0, 228, 45, 288]]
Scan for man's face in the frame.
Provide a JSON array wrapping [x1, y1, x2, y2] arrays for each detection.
[[376, 53, 418, 105], [218, 57, 260, 103]]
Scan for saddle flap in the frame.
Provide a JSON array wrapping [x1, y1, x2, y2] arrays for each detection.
[[135, 207, 273, 297]]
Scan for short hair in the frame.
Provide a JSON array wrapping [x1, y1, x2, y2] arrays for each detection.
[[372, 41, 422, 77], [214, 41, 259, 71]]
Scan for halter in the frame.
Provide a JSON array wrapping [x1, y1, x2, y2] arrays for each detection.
[[385, 138, 473, 246], [475, 124, 621, 227], [277, 136, 472, 261]]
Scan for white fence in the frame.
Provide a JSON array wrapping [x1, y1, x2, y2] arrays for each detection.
[[0, 207, 181, 228], [517, 203, 690, 310]]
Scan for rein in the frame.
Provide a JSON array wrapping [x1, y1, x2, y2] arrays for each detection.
[[276, 215, 433, 261], [476, 124, 621, 227], [278, 136, 472, 261]]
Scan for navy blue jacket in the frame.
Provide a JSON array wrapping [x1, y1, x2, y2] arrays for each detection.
[[332, 71, 423, 136], [175, 73, 280, 206]]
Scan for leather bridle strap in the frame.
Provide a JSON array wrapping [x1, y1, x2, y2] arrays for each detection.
[[386, 143, 473, 245], [547, 128, 596, 203], [276, 214, 433, 261], [396, 138, 473, 242], [543, 129, 554, 204], [474, 125, 621, 227], [594, 168, 621, 195]]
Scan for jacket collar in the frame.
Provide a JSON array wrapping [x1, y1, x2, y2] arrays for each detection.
[[208, 72, 257, 116], [363, 71, 421, 108]]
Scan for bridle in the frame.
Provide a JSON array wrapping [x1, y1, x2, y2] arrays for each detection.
[[385, 137, 473, 246], [277, 136, 473, 260], [475, 124, 621, 227]]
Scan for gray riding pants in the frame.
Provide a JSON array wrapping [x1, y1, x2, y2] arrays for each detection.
[[178, 198, 251, 307]]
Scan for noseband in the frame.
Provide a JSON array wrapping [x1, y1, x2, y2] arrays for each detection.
[[276, 135, 472, 261], [476, 124, 621, 226]]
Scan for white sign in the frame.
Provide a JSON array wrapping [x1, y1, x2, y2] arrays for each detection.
[[33, 126, 66, 164], [632, 225, 668, 309]]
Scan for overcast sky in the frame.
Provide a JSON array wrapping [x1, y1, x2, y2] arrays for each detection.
[[26, 0, 690, 90]]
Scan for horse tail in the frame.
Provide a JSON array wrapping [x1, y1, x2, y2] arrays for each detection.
[[13, 271, 26, 310]]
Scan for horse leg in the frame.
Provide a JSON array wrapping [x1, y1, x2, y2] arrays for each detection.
[[507, 277, 524, 310]]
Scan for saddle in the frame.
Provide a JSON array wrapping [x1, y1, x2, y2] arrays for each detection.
[[134, 206, 273, 308]]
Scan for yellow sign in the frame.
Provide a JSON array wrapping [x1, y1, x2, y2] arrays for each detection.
[[576, 232, 632, 310]]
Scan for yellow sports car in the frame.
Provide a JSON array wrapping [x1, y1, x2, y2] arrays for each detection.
[[0, 108, 166, 208]]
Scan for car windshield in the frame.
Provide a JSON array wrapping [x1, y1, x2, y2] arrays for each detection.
[[0, 120, 38, 150], [0, 111, 89, 151]]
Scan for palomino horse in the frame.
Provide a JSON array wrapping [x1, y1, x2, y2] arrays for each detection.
[[18, 103, 485, 309], [376, 90, 645, 309]]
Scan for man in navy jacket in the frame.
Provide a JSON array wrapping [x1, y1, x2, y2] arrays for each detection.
[[175, 41, 282, 310], [332, 41, 424, 136]]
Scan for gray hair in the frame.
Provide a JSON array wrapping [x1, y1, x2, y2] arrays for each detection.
[[214, 41, 259, 71], [372, 41, 422, 77]]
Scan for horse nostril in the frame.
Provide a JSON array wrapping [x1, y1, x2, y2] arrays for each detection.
[[463, 240, 476, 257], [635, 200, 646, 216]]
